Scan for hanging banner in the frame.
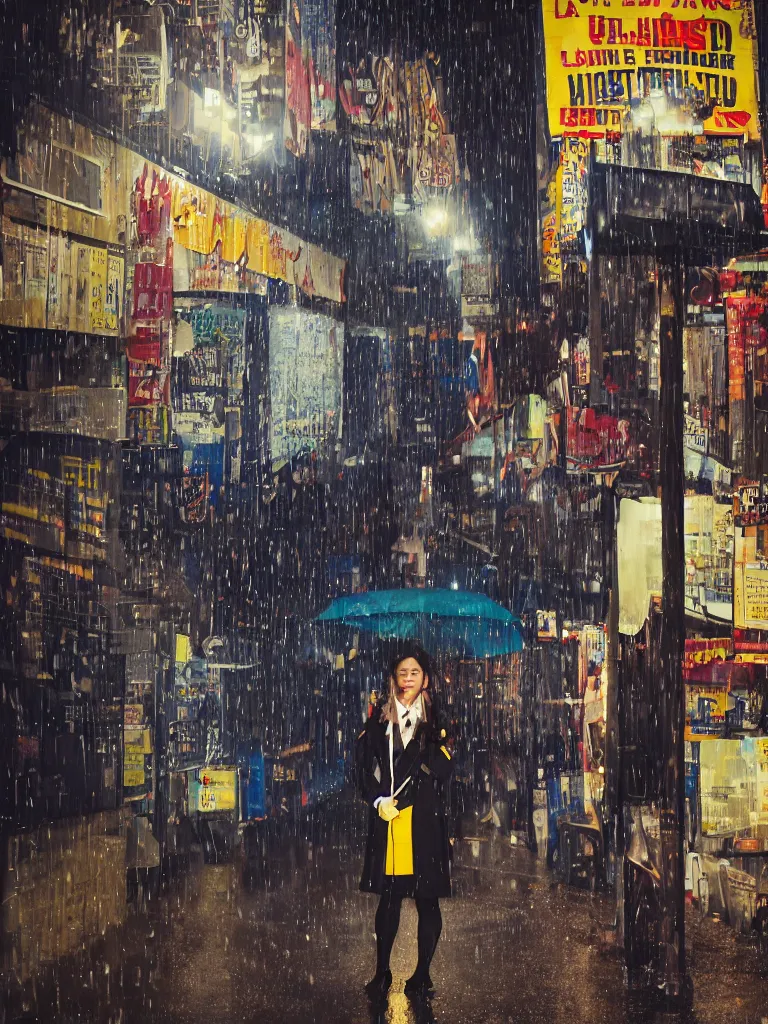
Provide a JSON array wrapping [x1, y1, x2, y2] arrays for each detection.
[[89, 246, 108, 333], [727, 296, 766, 402], [684, 637, 733, 670], [0, 220, 25, 326], [123, 718, 153, 794], [296, 243, 345, 304], [74, 242, 93, 333], [128, 160, 174, 444], [127, 406, 168, 445], [559, 137, 588, 257], [756, 739, 768, 822], [739, 564, 768, 626], [461, 256, 496, 319], [163, 159, 346, 301], [22, 225, 48, 330], [304, 0, 337, 131], [684, 495, 733, 623], [169, 656, 212, 769], [128, 364, 170, 407], [618, 498, 662, 636], [105, 249, 124, 335], [284, 0, 311, 157], [230, 0, 285, 157], [172, 303, 245, 511], [540, 162, 562, 284], [542, 0, 760, 139], [268, 308, 343, 464], [46, 232, 73, 331], [174, 244, 269, 296], [734, 513, 768, 629]]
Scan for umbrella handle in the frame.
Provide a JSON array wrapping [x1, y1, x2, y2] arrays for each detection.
[[392, 777, 410, 799]]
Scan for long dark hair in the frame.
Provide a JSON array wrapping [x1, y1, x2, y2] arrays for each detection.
[[380, 643, 435, 725]]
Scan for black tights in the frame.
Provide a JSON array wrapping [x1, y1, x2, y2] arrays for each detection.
[[375, 893, 442, 978]]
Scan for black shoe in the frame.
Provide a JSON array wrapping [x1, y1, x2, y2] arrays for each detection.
[[365, 970, 392, 1002], [404, 972, 435, 999]]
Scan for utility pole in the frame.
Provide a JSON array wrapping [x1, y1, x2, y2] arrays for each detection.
[[620, 252, 690, 1008], [655, 255, 689, 1008]]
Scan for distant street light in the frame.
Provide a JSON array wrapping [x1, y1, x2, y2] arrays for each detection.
[[423, 202, 449, 234]]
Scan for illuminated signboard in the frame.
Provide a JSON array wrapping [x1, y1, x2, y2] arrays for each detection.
[[542, 0, 759, 140]]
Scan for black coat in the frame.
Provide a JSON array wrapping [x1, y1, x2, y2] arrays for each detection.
[[356, 702, 454, 899]]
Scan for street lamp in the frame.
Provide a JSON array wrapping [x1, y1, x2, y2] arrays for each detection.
[[423, 202, 449, 235]]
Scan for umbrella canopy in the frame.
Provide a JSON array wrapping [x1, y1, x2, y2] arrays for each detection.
[[316, 588, 524, 657]]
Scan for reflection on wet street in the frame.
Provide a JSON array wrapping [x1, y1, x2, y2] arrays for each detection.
[[6, 800, 768, 1024]]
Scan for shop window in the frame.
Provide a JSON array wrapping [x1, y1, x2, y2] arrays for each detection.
[[6, 142, 103, 214], [699, 738, 754, 837]]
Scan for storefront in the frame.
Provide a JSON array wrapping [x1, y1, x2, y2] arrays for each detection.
[[188, 766, 240, 862], [682, 478, 768, 932], [690, 730, 768, 932]]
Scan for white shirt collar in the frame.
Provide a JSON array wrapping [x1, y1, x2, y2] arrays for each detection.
[[395, 695, 422, 725], [386, 695, 424, 797]]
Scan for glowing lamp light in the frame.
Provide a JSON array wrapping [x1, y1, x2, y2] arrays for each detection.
[[203, 87, 221, 111], [423, 203, 449, 234], [243, 128, 275, 158]]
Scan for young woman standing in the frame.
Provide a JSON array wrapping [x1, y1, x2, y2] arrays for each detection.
[[356, 644, 453, 1003]]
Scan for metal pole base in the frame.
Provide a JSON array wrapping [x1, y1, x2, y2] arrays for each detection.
[[625, 971, 694, 1019]]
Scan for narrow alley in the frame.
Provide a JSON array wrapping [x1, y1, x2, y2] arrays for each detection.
[[3, 0, 768, 1021], [6, 801, 768, 1024]]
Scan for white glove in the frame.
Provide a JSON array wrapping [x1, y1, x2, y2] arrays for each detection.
[[377, 796, 400, 822]]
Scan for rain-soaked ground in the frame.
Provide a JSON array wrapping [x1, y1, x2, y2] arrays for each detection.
[[6, 797, 768, 1024]]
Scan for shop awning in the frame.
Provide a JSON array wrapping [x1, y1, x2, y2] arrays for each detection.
[[684, 660, 755, 687], [591, 162, 766, 262]]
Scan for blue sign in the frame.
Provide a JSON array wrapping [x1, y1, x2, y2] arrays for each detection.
[[238, 745, 266, 820]]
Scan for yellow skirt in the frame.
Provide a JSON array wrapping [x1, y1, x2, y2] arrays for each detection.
[[385, 805, 414, 875]]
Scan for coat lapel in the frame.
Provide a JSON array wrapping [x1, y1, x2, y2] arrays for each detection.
[[368, 712, 424, 793], [392, 723, 424, 792]]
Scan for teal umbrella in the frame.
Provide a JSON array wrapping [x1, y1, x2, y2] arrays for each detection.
[[316, 588, 524, 657]]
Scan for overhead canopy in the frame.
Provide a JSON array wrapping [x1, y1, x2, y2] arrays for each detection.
[[591, 163, 766, 263], [317, 588, 524, 658]]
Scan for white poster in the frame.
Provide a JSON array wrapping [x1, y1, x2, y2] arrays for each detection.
[[268, 308, 343, 465], [618, 498, 662, 636]]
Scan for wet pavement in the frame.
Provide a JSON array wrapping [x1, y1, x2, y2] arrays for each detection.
[[6, 799, 768, 1024]]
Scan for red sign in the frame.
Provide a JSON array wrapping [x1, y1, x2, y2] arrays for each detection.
[[726, 297, 767, 402], [567, 407, 631, 471]]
